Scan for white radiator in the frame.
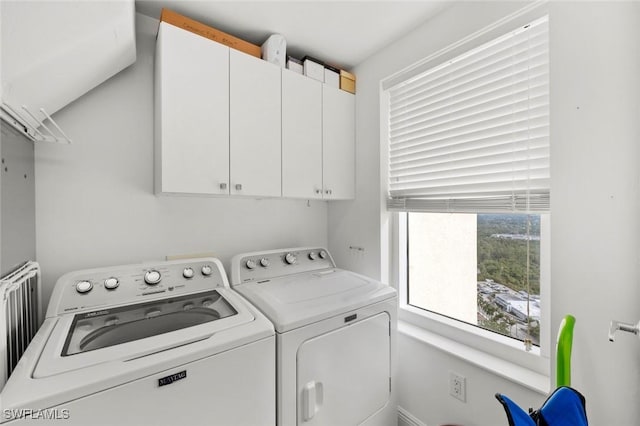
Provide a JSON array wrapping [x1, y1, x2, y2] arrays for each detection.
[[0, 261, 41, 390]]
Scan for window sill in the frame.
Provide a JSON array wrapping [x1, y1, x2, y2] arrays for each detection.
[[398, 320, 551, 395]]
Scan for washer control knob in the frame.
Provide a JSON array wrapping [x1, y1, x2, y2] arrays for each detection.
[[284, 253, 297, 265], [201, 265, 213, 276], [104, 277, 119, 290], [319, 250, 328, 259], [144, 270, 161, 285], [76, 280, 93, 294], [202, 298, 214, 307], [183, 303, 195, 311], [308, 252, 317, 260], [246, 259, 257, 270], [183, 267, 194, 279], [260, 258, 270, 267]]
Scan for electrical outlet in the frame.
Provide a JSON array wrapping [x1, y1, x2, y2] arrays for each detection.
[[449, 371, 466, 402]]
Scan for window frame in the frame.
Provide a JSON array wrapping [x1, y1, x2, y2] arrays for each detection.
[[394, 212, 550, 375], [381, 3, 551, 382]]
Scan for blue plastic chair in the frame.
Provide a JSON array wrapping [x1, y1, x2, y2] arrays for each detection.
[[496, 386, 588, 426], [495, 315, 588, 425]]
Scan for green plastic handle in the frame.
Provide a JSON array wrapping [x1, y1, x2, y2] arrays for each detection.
[[556, 314, 576, 387]]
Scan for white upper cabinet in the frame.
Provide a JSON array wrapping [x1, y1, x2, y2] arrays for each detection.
[[282, 72, 355, 200], [282, 70, 323, 199], [155, 22, 230, 195], [154, 23, 354, 200], [322, 86, 355, 200], [229, 50, 282, 197]]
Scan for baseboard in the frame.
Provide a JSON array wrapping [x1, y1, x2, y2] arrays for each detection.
[[398, 406, 427, 426]]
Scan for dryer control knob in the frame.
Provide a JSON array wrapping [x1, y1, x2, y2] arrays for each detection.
[[319, 250, 327, 259], [76, 280, 93, 294], [104, 277, 119, 290], [308, 252, 317, 260], [246, 259, 257, 270], [284, 253, 297, 265], [144, 270, 162, 285], [260, 258, 270, 267], [201, 265, 213, 276], [183, 267, 194, 279]]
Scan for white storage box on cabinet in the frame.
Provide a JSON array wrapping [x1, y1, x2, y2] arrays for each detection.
[[229, 50, 282, 198], [154, 22, 229, 195]]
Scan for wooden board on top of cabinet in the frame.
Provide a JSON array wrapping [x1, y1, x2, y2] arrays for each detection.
[[154, 22, 229, 195], [322, 86, 355, 200], [282, 70, 323, 199], [229, 49, 282, 198]]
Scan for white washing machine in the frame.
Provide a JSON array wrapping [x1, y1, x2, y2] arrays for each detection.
[[1, 258, 275, 425], [230, 247, 397, 426]]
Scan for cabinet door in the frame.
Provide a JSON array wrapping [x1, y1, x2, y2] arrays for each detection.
[[229, 49, 282, 197], [322, 86, 355, 200], [282, 70, 323, 199], [155, 22, 229, 195]]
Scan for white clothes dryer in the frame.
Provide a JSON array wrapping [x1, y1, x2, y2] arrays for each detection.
[[231, 247, 397, 426], [1, 258, 275, 425]]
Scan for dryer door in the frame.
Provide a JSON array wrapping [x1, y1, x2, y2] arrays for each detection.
[[296, 312, 390, 425]]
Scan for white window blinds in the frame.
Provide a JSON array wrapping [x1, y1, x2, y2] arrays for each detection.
[[387, 16, 549, 214]]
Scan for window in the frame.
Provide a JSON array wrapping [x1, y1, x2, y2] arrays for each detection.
[[407, 212, 542, 346], [384, 15, 549, 358]]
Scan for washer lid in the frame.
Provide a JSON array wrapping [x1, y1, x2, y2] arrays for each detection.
[[234, 269, 396, 332], [32, 288, 260, 378], [62, 290, 236, 356]]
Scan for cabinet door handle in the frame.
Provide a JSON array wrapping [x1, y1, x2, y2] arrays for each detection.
[[325, 189, 332, 195], [315, 189, 322, 195], [219, 183, 227, 190], [235, 184, 242, 191]]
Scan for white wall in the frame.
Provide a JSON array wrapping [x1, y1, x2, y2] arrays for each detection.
[[30, 4, 640, 424], [549, 2, 640, 425], [34, 13, 328, 305], [329, 1, 640, 425]]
